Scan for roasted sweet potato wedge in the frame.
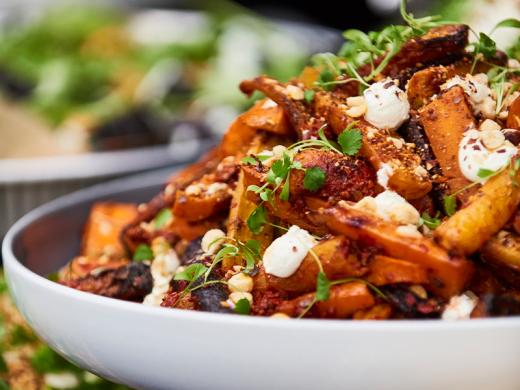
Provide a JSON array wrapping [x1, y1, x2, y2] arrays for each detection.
[[82, 202, 137, 258], [266, 236, 368, 294], [277, 282, 375, 318], [367, 255, 428, 286], [419, 86, 475, 193], [321, 201, 474, 298], [240, 98, 293, 136], [434, 166, 520, 255]]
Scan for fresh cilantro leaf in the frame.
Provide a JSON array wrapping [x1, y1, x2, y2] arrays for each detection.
[[492, 18, 520, 32], [280, 173, 291, 201], [174, 263, 208, 282], [234, 298, 251, 315], [242, 156, 257, 165], [10, 325, 37, 345], [304, 89, 315, 104], [338, 128, 363, 156], [245, 240, 260, 256], [259, 189, 272, 202], [420, 212, 441, 230], [247, 204, 267, 234], [0, 379, 8, 390], [477, 168, 497, 179], [475, 33, 497, 59], [153, 208, 173, 229], [303, 167, 326, 192], [133, 244, 153, 261], [316, 271, 331, 301], [443, 195, 457, 217]]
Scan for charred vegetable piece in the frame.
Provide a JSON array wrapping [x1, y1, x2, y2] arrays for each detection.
[[240, 76, 326, 139], [277, 282, 375, 318], [266, 236, 369, 294], [359, 24, 469, 80], [383, 286, 441, 318], [321, 201, 474, 299], [367, 255, 428, 286], [240, 98, 293, 136], [61, 262, 153, 301]]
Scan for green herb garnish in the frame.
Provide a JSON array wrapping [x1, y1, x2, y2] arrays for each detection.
[[133, 243, 153, 262], [153, 208, 173, 229], [247, 204, 268, 234], [304, 89, 315, 104], [338, 127, 363, 156], [174, 263, 208, 282], [303, 167, 326, 192], [234, 298, 251, 315], [420, 212, 442, 230]]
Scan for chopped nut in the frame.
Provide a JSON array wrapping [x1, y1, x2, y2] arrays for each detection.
[[346, 103, 367, 118], [164, 183, 175, 197], [395, 224, 422, 238], [270, 312, 291, 319], [479, 119, 501, 132], [228, 273, 254, 293], [201, 229, 226, 254], [229, 291, 253, 305], [346, 96, 365, 107], [481, 129, 505, 150], [285, 85, 304, 100], [414, 165, 428, 177], [409, 285, 428, 299], [185, 184, 202, 196]]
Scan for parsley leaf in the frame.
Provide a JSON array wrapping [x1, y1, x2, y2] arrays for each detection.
[[174, 263, 208, 282], [477, 168, 497, 179], [280, 172, 291, 201], [133, 244, 153, 261], [303, 167, 326, 192], [234, 298, 251, 315], [247, 204, 267, 234], [420, 212, 441, 230], [492, 18, 520, 32], [242, 240, 261, 273], [153, 208, 173, 229], [474, 32, 497, 59], [304, 89, 315, 104], [316, 272, 331, 301], [443, 195, 457, 217], [338, 128, 363, 156]]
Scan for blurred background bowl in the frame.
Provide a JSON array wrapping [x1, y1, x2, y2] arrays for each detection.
[[0, 0, 342, 237]]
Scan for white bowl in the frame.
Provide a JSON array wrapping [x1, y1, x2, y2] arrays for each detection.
[[3, 170, 520, 390]]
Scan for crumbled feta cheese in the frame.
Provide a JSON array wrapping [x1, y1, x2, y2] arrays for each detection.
[[201, 228, 226, 254], [284, 85, 304, 100], [458, 129, 517, 182], [442, 74, 496, 118], [442, 292, 478, 320], [364, 79, 410, 129], [376, 163, 394, 189], [143, 238, 180, 306], [44, 372, 80, 389], [354, 190, 421, 226], [262, 225, 317, 278]]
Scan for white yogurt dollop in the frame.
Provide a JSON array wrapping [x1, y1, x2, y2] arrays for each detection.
[[443, 74, 496, 118], [458, 129, 517, 182], [262, 225, 317, 278], [354, 190, 421, 226], [442, 292, 478, 321], [364, 79, 410, 130]]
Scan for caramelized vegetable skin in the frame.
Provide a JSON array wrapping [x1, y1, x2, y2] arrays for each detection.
[[434, 166, 520, 255], [419, 86, 475, 193], [321, 202, 474, 299]]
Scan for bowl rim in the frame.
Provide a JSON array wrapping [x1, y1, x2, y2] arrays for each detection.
[[3, 169, 520, 331]]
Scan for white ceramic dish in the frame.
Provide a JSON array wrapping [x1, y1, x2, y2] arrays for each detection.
[[3, 169, 520, 390]]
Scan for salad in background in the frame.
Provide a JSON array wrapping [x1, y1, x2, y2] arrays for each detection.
[[0, 4, 313, 158]]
